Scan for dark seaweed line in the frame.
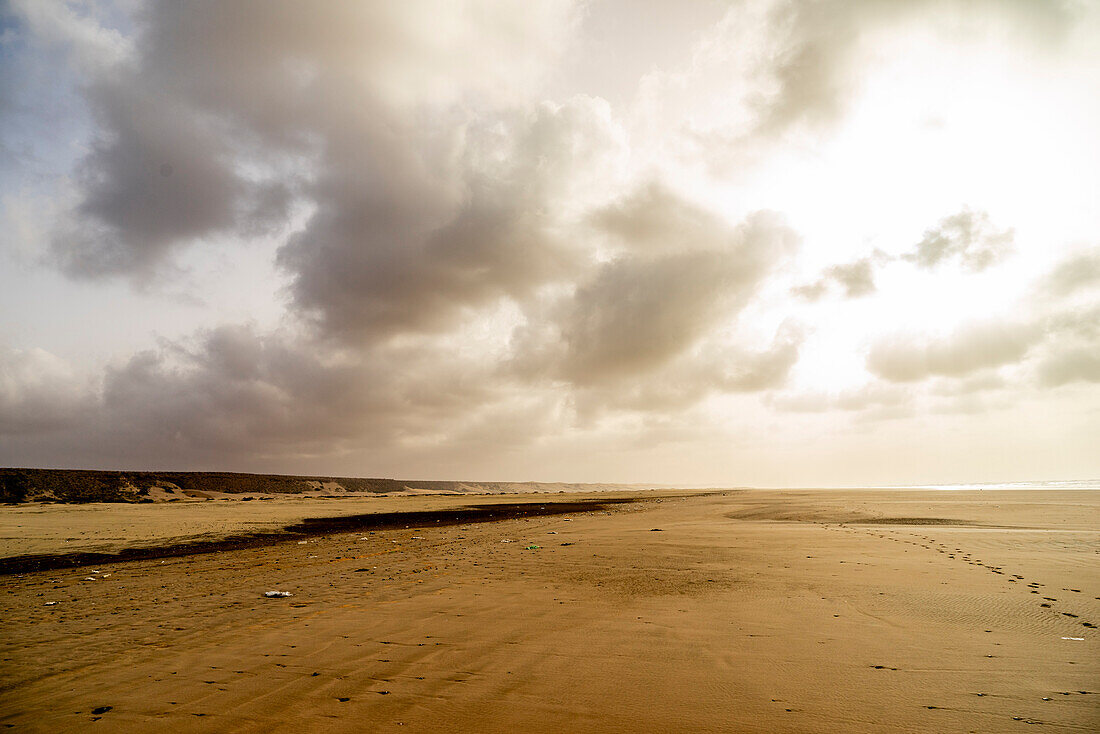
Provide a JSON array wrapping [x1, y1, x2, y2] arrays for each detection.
[[0, 498, 637, 576]]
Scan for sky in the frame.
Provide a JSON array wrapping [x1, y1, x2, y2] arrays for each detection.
[[1, 0, 1098, 487]]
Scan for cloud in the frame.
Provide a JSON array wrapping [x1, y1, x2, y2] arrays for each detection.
[[0, 346, 92, 435], [589, 181, 732, 254], [1036, 348, 1100, 387], [0, 323, 539, 468], [902, 207, 1014, 272], [637, 0, 1082, 169], [1038, 250, 1100, 300], [867, 301, 1100, 389], [8, 0, 131, 73], [793, 255, 878, 300], [767, 382, 911, 416], [1033, 304, 1100, 387], [4, 0, 1096, 480], [53, 80, 261, 277], [867, 320, 1038, 382], [279, 96, 623, 342], [515, 188, 799, 385], [41, 0, 585, 284], [929, 372, 1006, 397], [571, 323, 805, 417]]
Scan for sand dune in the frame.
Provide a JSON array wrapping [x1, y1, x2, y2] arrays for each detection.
[[1, 490, 1097, 732]]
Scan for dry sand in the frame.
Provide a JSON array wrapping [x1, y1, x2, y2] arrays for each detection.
[[1, 489, 1097, 732]]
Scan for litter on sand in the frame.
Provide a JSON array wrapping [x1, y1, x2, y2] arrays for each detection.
[[297, 540, 308, 544], [264, 591, 293, 598], [1061, 637, 1084, 641], [525, 545, 541, 550], [44, 601, 58, 606]]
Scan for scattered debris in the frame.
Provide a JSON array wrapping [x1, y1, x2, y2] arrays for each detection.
[[44, 601, 58, 606], [650, 528, 663, 532], [91, 706, 112, 715], [264, 591, 293, 598], [1061, 637, 1084, 641], [297, 541, 308, 545], [525, 545, 541, 550], [547, 531, 557, 534]]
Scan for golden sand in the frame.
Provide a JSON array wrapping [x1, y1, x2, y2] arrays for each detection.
[[1, 489, 1097, 732]]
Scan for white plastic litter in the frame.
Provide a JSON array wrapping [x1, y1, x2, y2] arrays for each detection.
[[264, 591, 293, 598], [297, 540, 308, 545], [44, 601, 58, 606], [1061, 636, 1084, 641]]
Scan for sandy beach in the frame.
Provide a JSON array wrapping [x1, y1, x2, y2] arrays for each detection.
[[1, 489, 1097, 732]]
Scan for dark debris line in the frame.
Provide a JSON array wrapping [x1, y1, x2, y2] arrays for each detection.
[[0, 498, 639, 576]]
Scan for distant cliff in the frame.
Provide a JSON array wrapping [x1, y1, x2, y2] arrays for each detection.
[[0, 468, 644, 504]]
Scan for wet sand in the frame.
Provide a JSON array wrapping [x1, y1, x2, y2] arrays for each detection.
[[1, 490, 1097, 732]]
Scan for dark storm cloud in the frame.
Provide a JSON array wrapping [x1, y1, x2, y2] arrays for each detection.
[[53, 79, 259, 277], [589, 181, 732, 253], [8, 1, 823, 469], [570, 324, 804, 418], [49, 0, 584, 297], [0, 346, 93, 435], [279, 97, 617, 341], [513, 186, 799, 385], [0, 324, 526, 468], [903, 208, 1014, 272]]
